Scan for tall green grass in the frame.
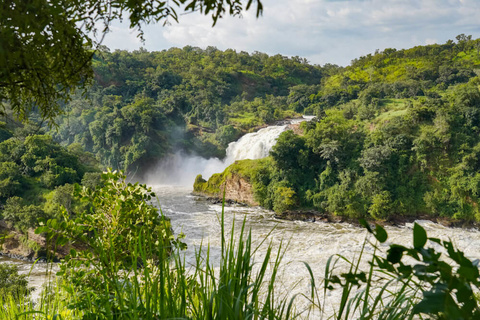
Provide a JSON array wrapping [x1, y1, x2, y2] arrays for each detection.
[[3, 205, 297, 319]]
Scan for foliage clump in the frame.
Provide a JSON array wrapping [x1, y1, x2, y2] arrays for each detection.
[[0, 263, 32, 301], [0, 126, 100, 238], [32, 170, 297, 320]]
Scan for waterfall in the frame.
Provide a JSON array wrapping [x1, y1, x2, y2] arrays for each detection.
[[146, 116, 312, 186], [221, 115, 314, 167], [223, 125, 287, 166]]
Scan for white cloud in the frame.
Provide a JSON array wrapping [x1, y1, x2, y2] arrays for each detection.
[[104, 23, 143, 48], [102, 0, 480, 66]]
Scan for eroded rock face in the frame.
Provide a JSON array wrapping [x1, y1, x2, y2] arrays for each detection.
[[220, 173, 258, 206], [0, 222, 69, 261], [286, 122, 303, 135], [1, 226, 40, 260]]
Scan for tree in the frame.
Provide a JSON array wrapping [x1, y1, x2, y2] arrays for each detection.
[[0, 161, 23, 199], [0, 0, 263, 122]]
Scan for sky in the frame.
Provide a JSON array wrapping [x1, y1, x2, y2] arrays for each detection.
[[102, 0, 480, 67]]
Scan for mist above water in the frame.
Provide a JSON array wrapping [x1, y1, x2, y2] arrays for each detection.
[[144, 116, 316, 187], [145, 124, 289, 186]]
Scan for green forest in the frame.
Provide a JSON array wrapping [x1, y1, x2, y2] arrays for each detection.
[[48, 46, 323, 173], [3, 35, 480, 244], [195, 35, 480, 223], [0, 45, 325, 247]]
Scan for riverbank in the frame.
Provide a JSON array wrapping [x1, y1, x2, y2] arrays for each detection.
[[0, 220, 72, 262], [195, 194, 480, 230], [275, 209, 479, 229]]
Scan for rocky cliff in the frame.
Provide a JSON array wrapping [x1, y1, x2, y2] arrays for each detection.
[[220, 173, 258, 206], [193, 159, 267, 206]]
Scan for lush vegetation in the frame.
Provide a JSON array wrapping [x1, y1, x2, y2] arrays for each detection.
[[0, 263, 32, 299], [5, 0, 480, 318], [3, 194, 480, 319], [45, 47, 324, 177], [2, 171, 298, 319], [0, 121, 101, 254], [198, 35, 480, 223], [0, 46, 325, 251], [4, 35, 480, 319]]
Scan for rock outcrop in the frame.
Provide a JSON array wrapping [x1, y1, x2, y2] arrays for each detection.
[[220, 173, 258, 206], [193, 159, 265, 206], [0, 221, 70, 261], [194, 172, 258, 206]]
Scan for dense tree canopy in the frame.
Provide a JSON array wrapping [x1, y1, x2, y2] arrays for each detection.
[[0, 0, 263, 122], [196, 36, 480, 223], [46, 47, 324, 174]]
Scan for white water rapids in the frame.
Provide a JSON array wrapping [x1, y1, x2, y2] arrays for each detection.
[[153, 188, 480, 317], [3, 116, 480, 318]]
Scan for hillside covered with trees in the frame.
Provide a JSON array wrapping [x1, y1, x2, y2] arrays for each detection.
[[47, 47, 325, 176], [3, 34, 480, 255], [196, 35, 480, 223], [0, 46, 326, 248]]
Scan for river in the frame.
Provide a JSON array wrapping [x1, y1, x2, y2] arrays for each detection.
[[154, 185, 480, 316], [4, 185, 480, 316]]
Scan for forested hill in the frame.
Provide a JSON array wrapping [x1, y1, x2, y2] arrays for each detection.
[[1, 35, 480, 242], [195, 35, 480, 223], [48, 37, 480, 179], [47, 46, 326, 176]]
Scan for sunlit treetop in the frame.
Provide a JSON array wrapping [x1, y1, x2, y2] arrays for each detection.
[[0, 0, 263, 124]]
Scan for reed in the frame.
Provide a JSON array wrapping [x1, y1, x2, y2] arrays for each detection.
[[6, 203, 295, 319]]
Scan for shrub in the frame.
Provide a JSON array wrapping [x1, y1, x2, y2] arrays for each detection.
[[0, 263, 33, 300], [2, 197, 45, 232], [36, 170, 295, 319], [36, 169, 183, 317]]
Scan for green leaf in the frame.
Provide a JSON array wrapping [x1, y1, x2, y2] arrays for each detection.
[[359, 218, 373, 233], [397, 264, 413, 277], [387, 245, 407, 264], [35, 226, 47, 234], [412, 290, 448, 314], [413, 223, 427, 248], [374, 224, 388, 243], [458, 265, 479, 281]]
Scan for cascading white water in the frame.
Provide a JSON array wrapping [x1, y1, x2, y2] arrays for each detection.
[[223, 124, 287, 166], [145, 119, 301, 186], [223, 115, 314, 166]]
